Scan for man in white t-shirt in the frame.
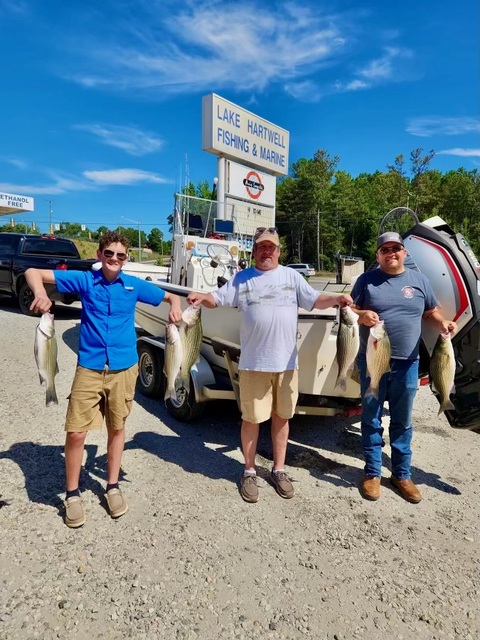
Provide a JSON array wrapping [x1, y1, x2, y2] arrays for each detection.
[[187, 227, 353, 503]]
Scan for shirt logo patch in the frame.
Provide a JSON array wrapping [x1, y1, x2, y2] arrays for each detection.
[[402, 286, 415, 299]]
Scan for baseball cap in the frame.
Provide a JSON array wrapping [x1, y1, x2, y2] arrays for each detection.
[[253, 226, 280, 246], [377, 232, 404, 248]]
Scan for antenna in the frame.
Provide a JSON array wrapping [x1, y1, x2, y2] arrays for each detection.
[[184, 153, 190, 192]]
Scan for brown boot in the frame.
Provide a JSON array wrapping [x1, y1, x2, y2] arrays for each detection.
[[390, 477, 422, 503], [361, 476, 381, 501]]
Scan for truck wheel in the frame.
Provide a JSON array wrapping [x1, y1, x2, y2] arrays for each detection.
[[166, 374, 205, 421], [137, 342, 164, 397], [17, 282, 55, 317]]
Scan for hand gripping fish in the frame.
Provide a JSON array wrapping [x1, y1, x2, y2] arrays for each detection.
[[34, 312, 59, 406], [335, 305, 360, 391], [430, 331, 456, 415], [365, 320, 391, 399]]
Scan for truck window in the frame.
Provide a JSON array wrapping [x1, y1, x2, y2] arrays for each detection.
[[22, 238, 79, 257], [0, 234, 19, 255]]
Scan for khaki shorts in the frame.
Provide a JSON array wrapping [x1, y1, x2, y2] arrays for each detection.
[[239, 370, 299, 424], [65, 364, 139, 432]]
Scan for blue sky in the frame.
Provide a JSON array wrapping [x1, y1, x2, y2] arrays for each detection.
[[0, 0, 478, 236]]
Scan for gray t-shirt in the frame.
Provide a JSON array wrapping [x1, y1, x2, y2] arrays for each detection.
[[351, 268, 438, 360], [211, 265, 319, 371]]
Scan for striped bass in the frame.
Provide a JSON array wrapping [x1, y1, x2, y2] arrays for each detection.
[[179, 305, 202, 394], [34, 312, 59, 407], [430, 332, 456, 415], [335, 305, 360, 391], [164, 323, 182, 402], [365, 321, 391, 399]]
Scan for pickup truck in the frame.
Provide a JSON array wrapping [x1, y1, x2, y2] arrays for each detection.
[[0, 233, 96, 315]]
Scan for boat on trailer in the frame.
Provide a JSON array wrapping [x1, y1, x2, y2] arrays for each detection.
[[134, 198, 480, 431]]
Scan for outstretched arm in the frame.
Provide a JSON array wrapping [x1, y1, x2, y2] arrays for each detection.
[[313, 292, 353, 310], [423, 307, 457, 335], [186, 292, 218, 309], [163, 291, 183, 323], [25, 268, 56, 314]]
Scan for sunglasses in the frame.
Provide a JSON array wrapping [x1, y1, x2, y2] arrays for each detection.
[[254, 227, 278, 235], [103, 249, 128, 261], [378, 245, 404, 254]]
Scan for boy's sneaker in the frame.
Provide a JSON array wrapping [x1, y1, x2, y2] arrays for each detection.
[[240, 474, 259, 503], [64, 495, 86, 528], [271, 470, 295, 499], [105, 488, 128, 518]]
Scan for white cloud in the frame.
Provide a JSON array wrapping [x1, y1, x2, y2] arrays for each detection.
[[83, 169, 171, 185], [407, 116, 480, 137], [437, 148, 480, 157], [75, 124, 164, 156], [335, 46, 413, 93], [61, 3, 348, 97]]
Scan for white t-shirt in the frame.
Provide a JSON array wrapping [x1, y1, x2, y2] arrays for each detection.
[[211, 265, 319, 371]]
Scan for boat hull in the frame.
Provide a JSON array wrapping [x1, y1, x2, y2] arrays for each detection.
[[135, 282, 361, 406]]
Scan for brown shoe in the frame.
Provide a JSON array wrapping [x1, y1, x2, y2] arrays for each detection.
[[361, 476, 381, 501], [105, 488, 129, 518], [390, 477, 422, 503]]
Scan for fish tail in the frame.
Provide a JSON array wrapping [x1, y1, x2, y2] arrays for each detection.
[[335, 376, 347, 392], [438, 399, 455, 415], [164, 387, 177, 403], [46, 387, 58, 407], [365, 385, 378, 400]]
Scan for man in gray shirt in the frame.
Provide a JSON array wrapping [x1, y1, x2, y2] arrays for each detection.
[[187, 227, 352, 503], [351, 232, 457, 503]]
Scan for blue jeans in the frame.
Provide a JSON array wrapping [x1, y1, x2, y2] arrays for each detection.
[[358, 354, 419, 479]]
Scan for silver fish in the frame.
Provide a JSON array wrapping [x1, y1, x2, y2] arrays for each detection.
[[179, 305, 203, 394], [430, 332, 456, 415], [335, 305, 360, 391], [164, 323, 183, 402], [365, 321, 391, 399], [34, 312, 59, 407]]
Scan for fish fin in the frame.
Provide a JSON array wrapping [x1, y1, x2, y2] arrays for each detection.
[[365, 386, 378, 400], [45, 388, 58, 407], [438, 399, 455, 415]]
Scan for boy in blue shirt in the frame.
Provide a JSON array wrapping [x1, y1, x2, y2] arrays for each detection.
[[26, 231, 182, 527]]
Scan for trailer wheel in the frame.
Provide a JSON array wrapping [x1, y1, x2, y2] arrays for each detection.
[[166, 374, 205, 422], [137, 342, 164, 397]]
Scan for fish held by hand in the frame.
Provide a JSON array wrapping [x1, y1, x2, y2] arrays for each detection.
[[335, 305, 360, 391], [34, 312, 59, 407], [430, 331, 456, 415], [365, 320, 391, 399]]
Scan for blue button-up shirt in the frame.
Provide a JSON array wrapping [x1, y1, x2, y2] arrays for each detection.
[[55, 269, 165, 370]]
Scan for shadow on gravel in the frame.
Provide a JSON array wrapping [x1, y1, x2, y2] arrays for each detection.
[[132, 391, 461, 497], [125, 395, 245, 483], [0, 442, 107, 511]]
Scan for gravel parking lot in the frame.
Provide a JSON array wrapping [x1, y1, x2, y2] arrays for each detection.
[[0, 299, 478, 640]]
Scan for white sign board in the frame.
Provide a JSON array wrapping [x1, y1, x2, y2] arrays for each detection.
[[0, 192, 35, 215], [226, 197, 275, 237], [227, 160, 276, 206], [202, 94, 289, 176]]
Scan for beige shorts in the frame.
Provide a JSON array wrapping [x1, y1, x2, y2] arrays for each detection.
[[239, 369, 299, 424], [65, 364, 139, 432]]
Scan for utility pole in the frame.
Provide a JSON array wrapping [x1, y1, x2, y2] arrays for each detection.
[[316, 209, 320, 273], [47, 199, 54, 234]]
